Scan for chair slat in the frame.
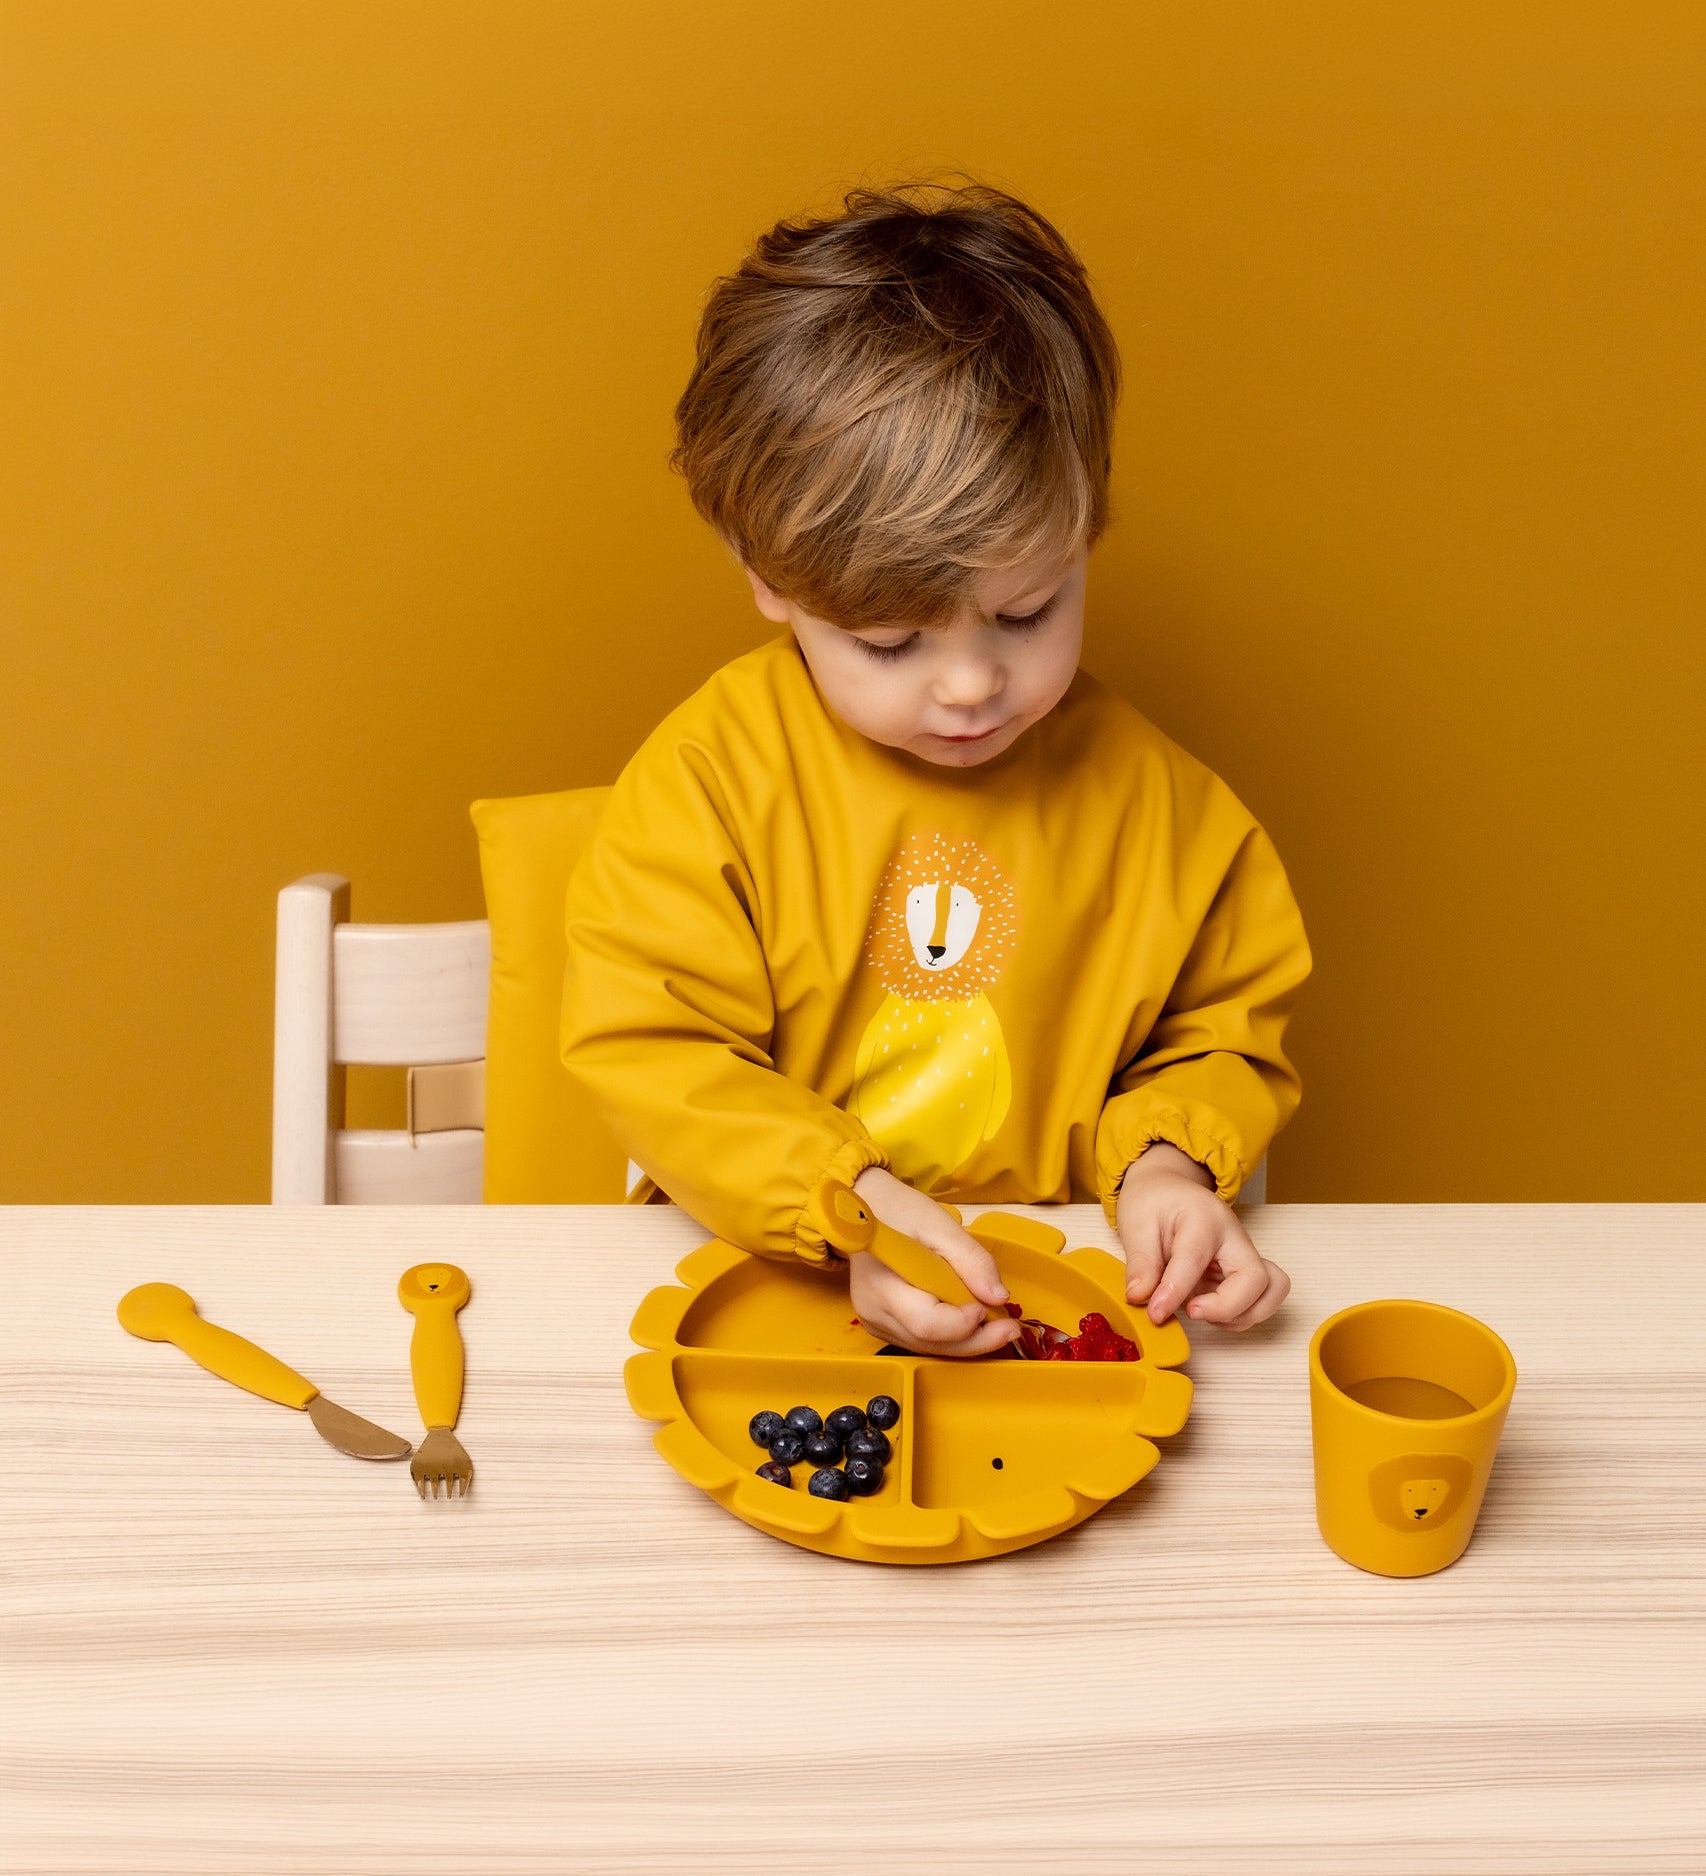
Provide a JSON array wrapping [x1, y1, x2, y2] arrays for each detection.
[[331, 922, 490, 1065], [333, 1129, 484, 1203]]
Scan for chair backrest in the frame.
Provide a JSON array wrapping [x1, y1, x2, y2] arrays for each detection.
[[271, 873, 491, 1203], [470, 786, 629, 1202]]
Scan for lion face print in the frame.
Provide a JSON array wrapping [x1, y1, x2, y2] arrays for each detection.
[[865, 832, 1018, 1002], [1368, 1453, 1474, 1533]]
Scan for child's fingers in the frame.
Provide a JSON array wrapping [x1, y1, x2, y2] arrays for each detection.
[[932, 1229, 1010, 1308], [1122, 1229, 1166, 1305], [1202, 1262, 1291, 1332], [1146, 1220, 1224, 1324], [935, 1312, 1029, 1359], [1182, 1244, 1271, 1325], [907, 1290, 992, 1347], [863, 1257, 1017, 1356], [895, 1294, 1016, 1358]]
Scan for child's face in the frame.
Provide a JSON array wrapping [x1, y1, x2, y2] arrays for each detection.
[[746, 548, 1087, 768]]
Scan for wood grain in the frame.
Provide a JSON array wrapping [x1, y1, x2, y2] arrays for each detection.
[[7, 1203, 1705, 1874]]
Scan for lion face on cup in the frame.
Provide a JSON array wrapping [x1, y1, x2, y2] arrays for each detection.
[[1368, 1453, 1474, 1533]]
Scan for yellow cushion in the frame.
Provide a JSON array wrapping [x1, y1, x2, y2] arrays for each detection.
[[470, 787, 629, 1202]]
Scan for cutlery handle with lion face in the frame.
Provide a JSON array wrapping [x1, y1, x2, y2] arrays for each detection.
[[398, 1263, 470, 1429], [807, 1178, 1000, 1316], [117, 1283, 319, 1409]]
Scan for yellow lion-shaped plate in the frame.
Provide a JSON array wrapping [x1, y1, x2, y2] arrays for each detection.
[[624, 1211, 1193, 1565]]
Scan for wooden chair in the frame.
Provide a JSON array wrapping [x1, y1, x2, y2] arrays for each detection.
[[271, 875, 492, 1203]]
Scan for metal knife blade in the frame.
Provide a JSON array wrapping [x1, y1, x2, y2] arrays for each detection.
[[306, 1393, 413, 1460]]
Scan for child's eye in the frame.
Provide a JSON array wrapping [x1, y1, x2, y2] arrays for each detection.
[[996, 593, 1061, 634], [854, 634, 918, 663]]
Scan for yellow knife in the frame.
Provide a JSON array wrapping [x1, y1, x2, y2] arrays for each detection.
[[116, 1282, 413, 1459]]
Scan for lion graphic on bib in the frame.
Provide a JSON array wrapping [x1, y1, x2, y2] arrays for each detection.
[[848, 832, 1018, 1190]]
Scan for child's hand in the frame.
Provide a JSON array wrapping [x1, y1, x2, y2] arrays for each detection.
[[846, 1167, 1020, 1358], [1116, 1143, 1290, 1331]]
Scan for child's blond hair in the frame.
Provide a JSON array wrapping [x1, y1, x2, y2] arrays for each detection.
[[672, 179, 1121, 628]]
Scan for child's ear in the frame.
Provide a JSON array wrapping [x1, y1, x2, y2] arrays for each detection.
[[743, 565, 792, 625]]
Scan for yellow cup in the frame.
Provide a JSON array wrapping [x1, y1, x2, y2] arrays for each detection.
[[1308, 1299, 1517, 1577]]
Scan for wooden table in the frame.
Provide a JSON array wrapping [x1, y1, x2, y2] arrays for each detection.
[[8, 1203, 1704, 1874]]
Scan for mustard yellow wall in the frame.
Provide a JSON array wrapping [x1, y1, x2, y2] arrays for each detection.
[[4, 5, 1702, 1202]]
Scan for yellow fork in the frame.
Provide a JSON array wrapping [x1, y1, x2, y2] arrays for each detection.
[[398, 1263, 475, 1498]]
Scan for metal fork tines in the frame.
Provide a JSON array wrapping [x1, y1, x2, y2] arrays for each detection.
[[411, 1426, 474, 1499]]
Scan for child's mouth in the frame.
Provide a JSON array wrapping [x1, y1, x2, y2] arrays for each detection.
[[937, 724, 1002, 743]]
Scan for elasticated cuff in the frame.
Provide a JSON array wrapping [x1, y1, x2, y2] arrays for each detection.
[[1096, 1101, 1249, 1231], [791, 1134, 892, 1266]]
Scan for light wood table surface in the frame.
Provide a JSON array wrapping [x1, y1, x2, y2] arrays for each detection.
[[8, 1203, 1705, 1875]]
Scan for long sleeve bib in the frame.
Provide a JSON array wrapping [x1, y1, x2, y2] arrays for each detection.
[[562, 634, 1312, 1262]]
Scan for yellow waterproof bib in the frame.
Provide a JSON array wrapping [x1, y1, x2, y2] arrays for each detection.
[[562, 634, 1311, 1263]]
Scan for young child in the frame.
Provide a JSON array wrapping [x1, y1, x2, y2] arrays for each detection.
[[562, 180, 1312, 1358]]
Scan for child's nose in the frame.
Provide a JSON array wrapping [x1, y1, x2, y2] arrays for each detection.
[[932, 656, 1001, 708]]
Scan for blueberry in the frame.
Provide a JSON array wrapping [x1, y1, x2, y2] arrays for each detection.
[[803, 1430, 843, 1467], [807, 1467, 851, 1501], [767, 1428, 806, 1467], [866, 1394, 901, 1431], [824, 1404, 866, 1440], [784, 1405, 823, 1438], [845, 1427, 891, 1465], [843, 1455, 884, 1496], [755, 1461, 793, 1487], [749, 1410, 786, 1448]]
